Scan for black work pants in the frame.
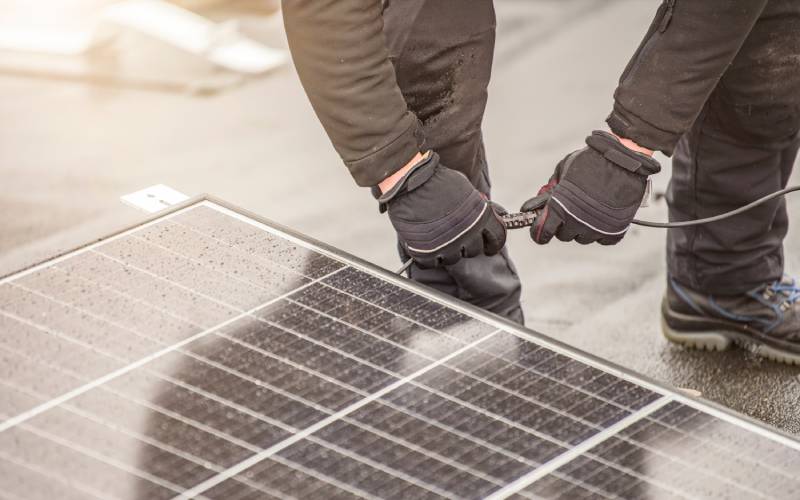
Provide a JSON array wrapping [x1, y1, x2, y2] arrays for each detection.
[[383, 0, 524, 324], [667, 0, 800, 294]]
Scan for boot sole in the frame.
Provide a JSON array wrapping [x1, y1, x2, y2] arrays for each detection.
[[661, 307, 800, 367]]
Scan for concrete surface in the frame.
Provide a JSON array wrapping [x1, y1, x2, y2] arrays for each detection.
[[1, 0, 798, 434]]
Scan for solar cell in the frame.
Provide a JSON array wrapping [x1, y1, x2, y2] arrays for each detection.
[[517, 401, 800, 499], [1, 198, 798, 500]]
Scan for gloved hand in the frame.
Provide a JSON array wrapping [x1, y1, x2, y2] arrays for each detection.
[[378, 151, 507, 268], [521, 131, 661, 245]]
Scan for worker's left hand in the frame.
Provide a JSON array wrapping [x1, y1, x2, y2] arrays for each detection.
[[521, 131, 661, 245], [378, 151, 507, 268]]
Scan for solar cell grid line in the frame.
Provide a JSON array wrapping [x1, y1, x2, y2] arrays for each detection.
[[94, 237, 285, 312], [0, 318, 123, 383], [50, 250, 245, 323], [15, 266, 230, 342], [287, 281, 496, 360], [87, 248, 246, 315], [234, 318, 620, 458], [319, 270, 492, 340], [143, 314, 524, 494], [507, 408, 800, 498], [174, 328, 503, 499], [155, 355, 331, 431], [167, 262, 664, 496], [439, 364, 630, 437], [312, 269, 664, 414], [299, 280, 494, 346], [3, 197, 800, 500], [181, 324, 588, 496], [194, 316, 404, 398], [167, 205, 343, 278], [300, 433, 467, 500], [329, 411, 515, 489], [333, 400, 537, 483], [166, 214, 343, 284], [313, 267, 496, 334], [200, 205, 800, 486], [517, 404, 800, 500], [287, 285, 657, 419], [262, 451, 384, 500], [197, 332, 369, 410], [9, 420, 186, 495], [3, 310, 348, 452], [7, 306, 312, 448], [0, 227, 344, 426], [163, 344, 347, 419], [0, 295, 161, 362], [253, 303, 435, 380], [103, 233, 308, 312], [86, 366, 382, 498], [401, 351, 620, 438], [616, 407, 777, 486], [277, 295, 465, 365], [1, 347, 279, 490], [402, 373, 602, 449], [439, 338, 656, 417], [0, 200, 243, 287], [0, 258, 346, 434], [6, 277, 198, 355], [13, 276, 209, 344], [590, 435, 766, 498], [484, 396, 674, 499], [343, 259, 798, 448], [553, 444, 728, 500], [290, 282, 664, 434], [132, 223, 304, 301], [55, 398, 247, 481], [630, 405, 800, 492], [530, 444, 749, 500], [679, 417, 799, 481], [0, 453, 110, 500], [0, 249, 400, 492], [25, 404, 232, 493], [205, 393, 672, 500]]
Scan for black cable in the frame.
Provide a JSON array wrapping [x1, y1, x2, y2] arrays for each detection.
[[396, 185, 800, 274], [396, 259, 414, 275], [631, 185, 800, 228]]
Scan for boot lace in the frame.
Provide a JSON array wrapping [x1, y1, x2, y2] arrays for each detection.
[[770, 276, 800, 311]]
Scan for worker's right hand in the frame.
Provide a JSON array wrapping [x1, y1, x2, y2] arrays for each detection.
[[521, 131, 661, 245], [377, 151, 507, 269]]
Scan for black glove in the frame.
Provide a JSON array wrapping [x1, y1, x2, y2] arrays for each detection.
[[377, 152, 507, 268], [521, 131, 661, 245]]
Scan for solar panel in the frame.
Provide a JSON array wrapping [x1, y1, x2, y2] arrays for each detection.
[[1, 197, 798, 500]]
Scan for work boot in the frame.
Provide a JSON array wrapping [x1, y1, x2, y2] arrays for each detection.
[[661, 276, 800, 365]]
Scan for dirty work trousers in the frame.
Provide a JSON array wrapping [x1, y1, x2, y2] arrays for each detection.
[[667, 1, 800, 294], [382, 0, 524, 324]]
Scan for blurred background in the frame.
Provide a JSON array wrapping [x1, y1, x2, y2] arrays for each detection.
[[1, 0, 799, 432]]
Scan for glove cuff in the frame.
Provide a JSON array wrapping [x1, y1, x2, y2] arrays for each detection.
[[586, 131, 661, 177], [375, 151, 438, 213]]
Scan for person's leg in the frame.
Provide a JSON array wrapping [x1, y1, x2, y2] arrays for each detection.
[[383, 0, 524, 324], [663, 1, 800, 363], [667, 0, 800, 293]]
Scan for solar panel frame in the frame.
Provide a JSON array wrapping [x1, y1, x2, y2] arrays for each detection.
[[2, 195, 799, 500]]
